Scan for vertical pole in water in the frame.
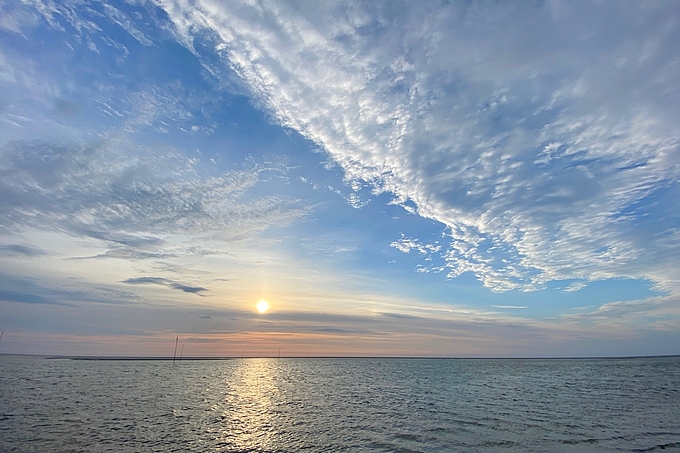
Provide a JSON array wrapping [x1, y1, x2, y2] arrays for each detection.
[[278, 347, 281, 361], [173, 336, 178, 364]]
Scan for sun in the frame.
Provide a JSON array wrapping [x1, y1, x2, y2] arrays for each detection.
[[256, 300, 270, 314]]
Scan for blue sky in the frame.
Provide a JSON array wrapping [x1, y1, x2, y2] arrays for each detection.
[[1, 0, 679, 357]]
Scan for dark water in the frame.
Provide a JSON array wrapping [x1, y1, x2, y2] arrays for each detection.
[[1, 355, 679, 452]]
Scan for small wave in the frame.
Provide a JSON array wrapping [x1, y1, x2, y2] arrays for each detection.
[[369, 442, 425, 453], [394, 433, 421, 441], [562, 437, 602, 445], [478, 439, 522, 448], [633, 442, 680, 452]]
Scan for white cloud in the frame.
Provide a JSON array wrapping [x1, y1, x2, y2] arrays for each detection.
[[160, 0, 680, 292]]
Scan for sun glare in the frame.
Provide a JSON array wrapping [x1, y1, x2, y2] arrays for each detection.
[[256, 300, 270, 314]]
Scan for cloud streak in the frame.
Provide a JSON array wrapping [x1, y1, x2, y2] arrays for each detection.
[[0, 244, 45, 256], [122, 277, 208, 295], [0, 271, 139, 307]]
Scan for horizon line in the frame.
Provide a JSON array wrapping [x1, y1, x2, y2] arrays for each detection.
[[1, 352, 679, 361]]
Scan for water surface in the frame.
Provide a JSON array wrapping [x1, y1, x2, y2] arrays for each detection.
[[1, 355, 679, 452]]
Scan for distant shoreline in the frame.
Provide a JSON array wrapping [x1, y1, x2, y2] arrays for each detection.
[[1, 353, 679, 361]]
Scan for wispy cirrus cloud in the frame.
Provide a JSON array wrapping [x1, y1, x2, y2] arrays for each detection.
[[0, 244, 45, 257], [160, 0, 680, 293], [0, 289, 64, 305], [0, 139, 307, 256], [561, 293, 680, 331], [0, 271, 139, 306], [0, 0, 308, 258]]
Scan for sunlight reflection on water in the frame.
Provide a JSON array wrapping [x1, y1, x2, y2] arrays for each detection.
[[220, 359, 280, 450]]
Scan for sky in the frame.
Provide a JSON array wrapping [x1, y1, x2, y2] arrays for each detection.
[[1, 0, 679, 358]]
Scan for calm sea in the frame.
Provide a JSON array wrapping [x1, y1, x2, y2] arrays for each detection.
[[0, 355, 679, 452]]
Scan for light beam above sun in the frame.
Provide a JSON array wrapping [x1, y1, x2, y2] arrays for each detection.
[[256, 300, 270, 314]]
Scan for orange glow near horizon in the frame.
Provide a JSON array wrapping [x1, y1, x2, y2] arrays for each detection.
[[2, 329, 533, 358]]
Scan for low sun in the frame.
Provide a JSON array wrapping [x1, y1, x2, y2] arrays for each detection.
[[256, 300, 270, 314]]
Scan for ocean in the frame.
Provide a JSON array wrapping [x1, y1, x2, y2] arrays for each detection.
[[0, 355, 678, 452]]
